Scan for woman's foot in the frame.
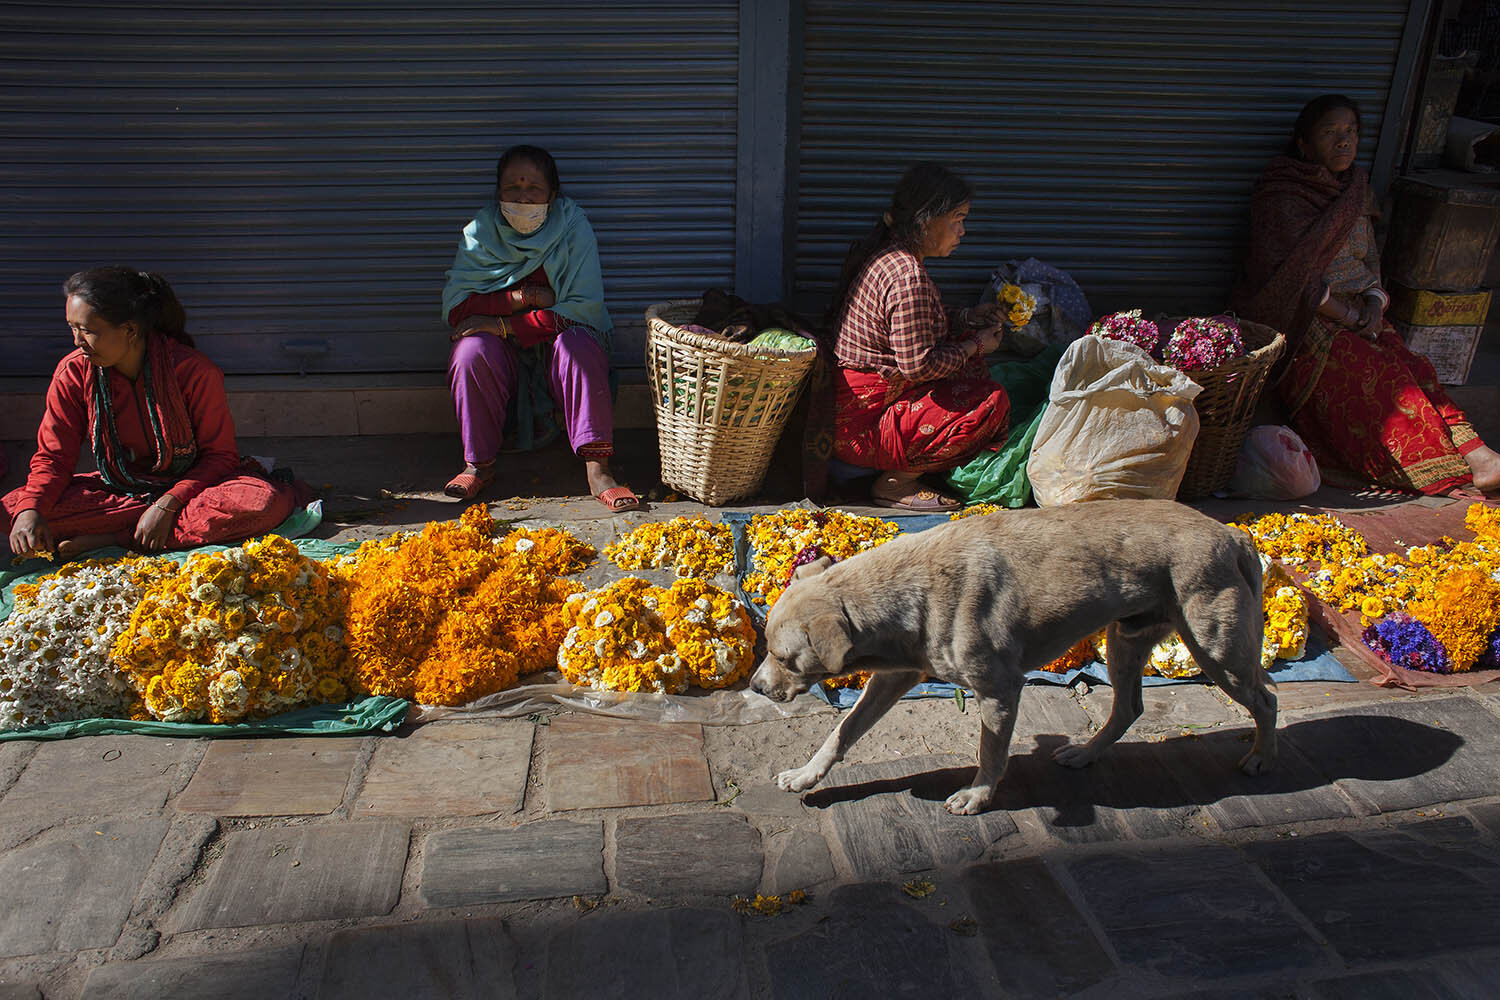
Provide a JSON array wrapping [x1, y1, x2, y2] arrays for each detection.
[[870, 471, 961, 511], [585, 459, 641, 512], [1465, 444, 1500, 495], [444, 460, 496, 500], [56, 534, 115, 560]]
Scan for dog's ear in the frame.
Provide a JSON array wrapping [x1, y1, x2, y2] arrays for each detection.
[[805, 614, 853, 676], [790, 555, 835, 584]]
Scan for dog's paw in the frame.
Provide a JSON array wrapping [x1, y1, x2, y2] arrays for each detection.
[[1052, 743, 1097, 769], [775, 765, 824, 793], [944, 786, 993, 815], [1238, 750, 1275, 776]]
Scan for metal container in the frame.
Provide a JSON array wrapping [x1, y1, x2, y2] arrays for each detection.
[[1386, 172, 1500, 291]]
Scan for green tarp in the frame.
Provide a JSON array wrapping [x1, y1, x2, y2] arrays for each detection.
[[943, 345, 1062, 506]]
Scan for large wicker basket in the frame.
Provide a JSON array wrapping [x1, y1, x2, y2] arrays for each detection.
[[645, 299, 818, 506], [1174, 319, 1286, 499]]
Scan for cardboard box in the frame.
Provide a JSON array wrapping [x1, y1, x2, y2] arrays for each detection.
[[1392, 319, 1483, 385], [1387, 283, 1491, 327]]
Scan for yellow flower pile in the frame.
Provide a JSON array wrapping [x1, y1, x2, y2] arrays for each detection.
[[557, 576, 755, 693], [1, 556, 174, 729], [604, 515, 735, 578], [1406, 568, 1500, 672], [340, 505, 591, 705], [112, 536, 348, 723], [742, 509, 901, 608], [997, 282, 1038, 328]]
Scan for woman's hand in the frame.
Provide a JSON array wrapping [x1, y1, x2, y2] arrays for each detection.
[[8, 510, 54, 559], [964, 302, 1004, 330], [133, 500, 178, 552], [450, 316, 503, 342], [1355, 297, 1384, 342], [979, 327, 1005, 353], [517, 286, 556, 310]]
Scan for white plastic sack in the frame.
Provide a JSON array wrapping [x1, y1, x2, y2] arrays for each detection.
[[1027, 335, 1203, 505], [1228, 425, 1321, 500]]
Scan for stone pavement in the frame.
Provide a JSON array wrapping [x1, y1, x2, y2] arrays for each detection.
[[3, 433, 1500, 997]]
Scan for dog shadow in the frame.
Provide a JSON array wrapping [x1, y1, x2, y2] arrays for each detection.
[[801, 715, 1463, 827]]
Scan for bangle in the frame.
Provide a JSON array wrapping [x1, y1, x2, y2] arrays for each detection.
[[155, 496, 181, 513]]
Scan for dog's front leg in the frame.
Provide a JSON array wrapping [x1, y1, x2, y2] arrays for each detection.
[[776, 669, 922, 793], [945, 684, 1021, 815]]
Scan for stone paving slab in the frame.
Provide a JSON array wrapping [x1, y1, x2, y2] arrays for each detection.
[[615, 813, 762, 898], [0, 986, 41, 1000], [355, 720, 532, 816], [766, 882, 992, 997], [0, 816, 168, 958], [762, 830, 835, 895], [994, 738, 1195, 842], [543, 907, 748, 999], [0, 736, 194, 838], [1064, 842, 1326, 981], [1283, 697, 1500, 813], [808, 755, 1018, 879], [0, 742, 34, 797], [79, 944, 304, 999], [1010, 686, 1093, 748], [318, 917, 516, 999], [540, 714, 713, 811], [169, 820, 408, 931], [1078, 683, 1242, 737], [1305, 967, 1475, 1000], [1468, 801, 1500, 838], [1146, 726, 1359, 830], [175, 738, 360, 816], [1245, 820, 1500, 963], [961, 858, 1116, 996], [420, 820, 605, 906]]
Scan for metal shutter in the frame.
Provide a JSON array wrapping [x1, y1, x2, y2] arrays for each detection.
[[793, 0, 1418, 318], [0, 1, 739, 376]]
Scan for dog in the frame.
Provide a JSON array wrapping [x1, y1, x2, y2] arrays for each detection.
[[748, 499, 1277, 814]]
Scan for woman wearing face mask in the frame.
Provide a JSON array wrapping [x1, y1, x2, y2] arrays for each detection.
[[827, 161, 1010, 511], [5, 267, 299, 560], [441, 144, 638, 511], [1230, 94, 1500, 495]]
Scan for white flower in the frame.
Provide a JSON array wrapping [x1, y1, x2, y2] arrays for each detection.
[[593, 609, 616, 628], [514, 538, 536, 553], [713, 615, 739, 631], [594, 637, 609, 657], [582, 597, 598, 615], [641, 595, 659, 611], [627, 639, 649, 660], [684, 608, 708, 626]]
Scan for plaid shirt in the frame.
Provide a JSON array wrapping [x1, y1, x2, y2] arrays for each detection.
[[833, 246, 969, 382]]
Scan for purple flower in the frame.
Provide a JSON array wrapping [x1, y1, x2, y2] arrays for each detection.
[[1478, 626, 1500, 671], [1088, 310, 1160, 354], [1362, 613, 1453, 674]]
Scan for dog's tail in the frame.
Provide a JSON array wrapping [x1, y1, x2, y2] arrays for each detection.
[[1232, 529, 1271, 686]]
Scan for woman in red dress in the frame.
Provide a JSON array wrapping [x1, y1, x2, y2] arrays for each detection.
[[1231, 94, 1500, 495], [6, 267, 298, 560], [828, 162, 1010, 511]]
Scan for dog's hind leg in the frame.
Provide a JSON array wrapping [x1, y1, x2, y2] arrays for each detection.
[[1053, 620, 1161, 769], [945, 678, 1024, 815], [1179, 625, 1278, 776], [775, 669, 923, 794]]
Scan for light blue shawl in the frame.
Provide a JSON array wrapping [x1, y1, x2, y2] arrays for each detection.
[[441, 195, 613, 342]]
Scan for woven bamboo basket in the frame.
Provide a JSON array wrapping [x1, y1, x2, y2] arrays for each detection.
[[1174, 318, 1286, 499], [645, 299, 818, 506]]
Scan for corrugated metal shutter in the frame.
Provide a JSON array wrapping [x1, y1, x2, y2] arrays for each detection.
[[0, 1, 739, 376], [794, 0, 1415, 318]]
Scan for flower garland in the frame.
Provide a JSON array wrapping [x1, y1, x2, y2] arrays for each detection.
[[604, 515, 735, 579], [1164, 316, 1245, 371], [556, 577, 755, 693], [996, 283, 1038, 328], [112, 536, 348, 723], [742, 509, 900, 608], [1087, 309, 1159, 355], [340, 505, 592, 704], [0, 556, 174, 730]]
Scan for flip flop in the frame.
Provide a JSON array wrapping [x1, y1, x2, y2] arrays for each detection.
[[594, 485, 643, 513], [871, 488, 961, 512], [444, 464, 495, 500]]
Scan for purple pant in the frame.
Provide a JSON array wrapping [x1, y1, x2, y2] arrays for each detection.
[[448, 327, 614, 464]]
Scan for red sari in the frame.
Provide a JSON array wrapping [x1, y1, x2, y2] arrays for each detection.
[[1230, 158, 1480, 494], [833, 362, 1010, 474]]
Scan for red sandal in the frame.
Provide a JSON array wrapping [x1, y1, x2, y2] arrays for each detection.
[[594, 485, 642, 512], [444, 462, 495, 500]]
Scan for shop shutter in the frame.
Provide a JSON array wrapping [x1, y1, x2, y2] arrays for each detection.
[[793, 0, 1418, 319], [0, 1, 739, 376]]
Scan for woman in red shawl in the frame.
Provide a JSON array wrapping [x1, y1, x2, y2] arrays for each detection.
[[5, 268, 299, 560], [1231, 94, 1500, 495], [828, 162, 1010, 511]]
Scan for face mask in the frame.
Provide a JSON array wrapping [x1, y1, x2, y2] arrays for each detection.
[[500, 201, 549, 234]]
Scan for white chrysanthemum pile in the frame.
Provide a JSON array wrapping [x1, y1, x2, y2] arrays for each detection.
[[0, 557, 170, 730]]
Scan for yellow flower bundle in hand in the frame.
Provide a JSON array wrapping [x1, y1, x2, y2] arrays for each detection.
[[113, 536, 348, 724], [604, 515, 735, 579], [997, 282, 1038, 328]]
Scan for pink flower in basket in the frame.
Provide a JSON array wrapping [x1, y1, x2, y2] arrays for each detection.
[[1087, 309, 1159, 354], [1166, 316, 1245, 371]]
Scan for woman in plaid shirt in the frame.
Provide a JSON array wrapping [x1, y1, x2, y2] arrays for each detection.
[[828, 162, 1010, 511]]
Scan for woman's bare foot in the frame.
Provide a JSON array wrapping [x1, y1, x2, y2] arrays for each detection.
[[56, 534, 115, 560], [1465, 444, 1500, 494], [585, 459, 641, 512]]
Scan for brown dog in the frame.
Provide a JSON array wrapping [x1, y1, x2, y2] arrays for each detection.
[[748, 500, 1277, 814]]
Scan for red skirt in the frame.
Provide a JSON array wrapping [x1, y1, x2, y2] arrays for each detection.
[[833, 363, 1009, 474], [1280, 318, 1478, 494]]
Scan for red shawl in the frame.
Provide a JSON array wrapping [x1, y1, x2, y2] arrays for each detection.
[[1229, 156, 1369, 347]]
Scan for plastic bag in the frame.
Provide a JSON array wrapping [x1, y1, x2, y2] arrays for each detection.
[[984, 258, 1093, 357], [1027, 335, 1203, 505], [1228, 425, 1321, 499]]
